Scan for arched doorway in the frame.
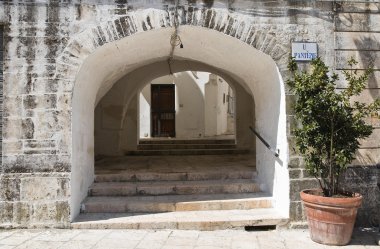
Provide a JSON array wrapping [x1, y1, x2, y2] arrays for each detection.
[[137, 72, 236, 140], [70, 25, 288, 225], [93, 67, 254, 157]]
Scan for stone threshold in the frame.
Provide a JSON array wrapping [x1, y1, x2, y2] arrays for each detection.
[[72, 208, 288, 230]]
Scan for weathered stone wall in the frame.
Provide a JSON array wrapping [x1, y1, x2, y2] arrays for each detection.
[[0, 0, 378, 228], [340, 166, 379, 227], [289, 1, 380, 227], [335, 2, 380, 228], [0, 26, 4, 166]]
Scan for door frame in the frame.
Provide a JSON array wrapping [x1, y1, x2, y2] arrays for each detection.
[[150, 84, 176, 137]]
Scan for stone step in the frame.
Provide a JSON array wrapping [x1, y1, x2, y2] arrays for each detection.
[[72, 208, 287, 230], [124, 149, 250, 156], [139, 139, 235, 145], [95, 170, 257, 183], [137, 143, 236, 150], [89, 179, 260, 196], [81, 193, 273, 213]]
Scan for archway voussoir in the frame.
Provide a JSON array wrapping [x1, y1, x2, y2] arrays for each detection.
[[156, 10, 171, 28], [141, 16, 152, 31], [190, 8, 200, 26], [177, 7, 186, 25], [98, 21, 118, 43], [234, 20, 246, 40], [106, 20, 120, 42], [260, 35, 277, 55], [117, 17, 128, 36], [202, 9, 213, 28], [55, 63, 79, 81], [270, 44, 289, 62], [223, 15, 235, 36], [88, 28, 102, 48], [57, 53, 81, 69], [146, 9, 172, 30], [133, 10, 156, 32], [251, 31, 266, 51], [207, 9, 216, 29], [95, 26, 107, 46], [118, 15, 137, 36], [210, 9, 221, 30], [229, 17, 241, 37], [196, 8, 205, 27], [63, 38, 95, 63], [114, 18, 127, 38], [275, 55, 290, 74], [183, 7, 189, 25], [244, 27, 256, 45]]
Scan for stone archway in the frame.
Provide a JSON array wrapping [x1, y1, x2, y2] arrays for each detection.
[[93, 60, 255, 156], [65, 9, 289, 220]]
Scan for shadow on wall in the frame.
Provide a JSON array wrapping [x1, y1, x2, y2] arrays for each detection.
[[352, 35, 380, 166], [141, 84, 151, 106], [354, 36, 380, 100], [340, 166, 380, 227], [174, 72, 205, 138], [337, 35, 380, 227]]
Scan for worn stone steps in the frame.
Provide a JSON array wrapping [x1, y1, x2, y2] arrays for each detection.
[[82, 193, 272, 213], [89, 179, 260, 196], [81, 153, 275, 230], [124, 149, 249, 156], [95, 170, 257, 183], [139, 139, 235, 145], [127, 138, 247, 157], [137, 143, 236, 150], [72, 208, 287, 230]]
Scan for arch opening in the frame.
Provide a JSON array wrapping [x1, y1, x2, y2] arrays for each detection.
[[137, 72, 237, 141], [94, 66, 255, 158], [71, 26, 289, 221]]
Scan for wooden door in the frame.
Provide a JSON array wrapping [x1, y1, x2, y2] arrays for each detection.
[[151, 84, 175, 137]]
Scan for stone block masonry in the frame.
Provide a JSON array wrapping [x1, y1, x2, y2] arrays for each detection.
[[0, 0, 378, 228], [334, 2, 380, 228], [0, 173, 70, 228], [0, 26, 3, 166]]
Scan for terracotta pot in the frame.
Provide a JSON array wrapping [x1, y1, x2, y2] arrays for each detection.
[[300, 189, 362, 246]]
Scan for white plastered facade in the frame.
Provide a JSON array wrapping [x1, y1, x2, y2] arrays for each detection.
[[138, 72, 234, 139], [71, 26, 289, 220]]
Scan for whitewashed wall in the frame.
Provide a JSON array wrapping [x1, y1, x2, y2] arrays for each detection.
[[8, 1, 378, 228], [139, 72, 233, 139]]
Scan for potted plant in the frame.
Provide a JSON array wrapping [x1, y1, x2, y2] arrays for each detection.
[[287, 57, 380, 246]]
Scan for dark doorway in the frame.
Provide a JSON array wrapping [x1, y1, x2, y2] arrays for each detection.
[[151, 84, 175, 137]]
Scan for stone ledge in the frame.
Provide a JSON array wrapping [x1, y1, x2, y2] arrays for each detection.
[[72, 208, 287, 230]]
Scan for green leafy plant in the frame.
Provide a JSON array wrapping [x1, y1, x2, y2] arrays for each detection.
[[287, 57, 380, 197]]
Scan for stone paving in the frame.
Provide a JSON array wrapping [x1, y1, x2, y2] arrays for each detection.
[[0, 228, 379, 249]]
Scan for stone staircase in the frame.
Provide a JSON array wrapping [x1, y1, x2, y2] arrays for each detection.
[[125, 139, 249, 156], [72, 145, 286, 230]]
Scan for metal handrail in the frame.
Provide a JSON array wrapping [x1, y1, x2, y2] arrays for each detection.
[[249, 126, 280, 158]]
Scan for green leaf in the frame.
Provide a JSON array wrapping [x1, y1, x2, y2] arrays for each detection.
[[287, 57, 379, 196]]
